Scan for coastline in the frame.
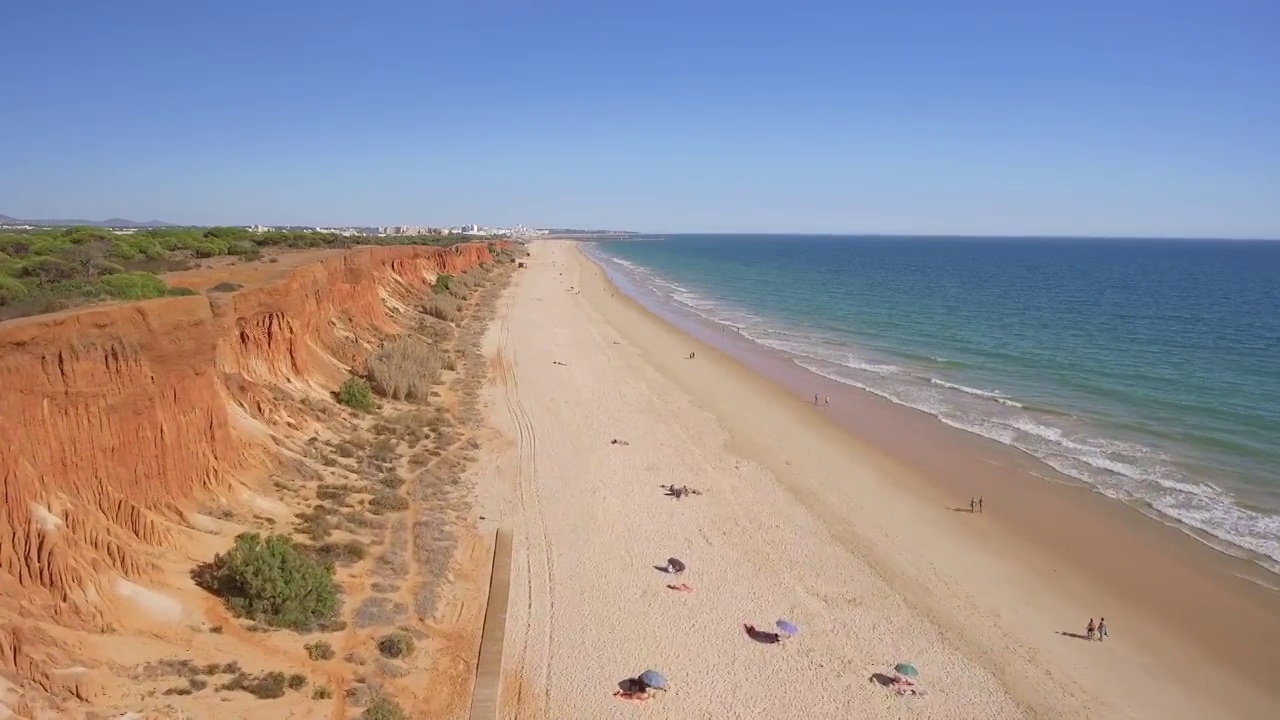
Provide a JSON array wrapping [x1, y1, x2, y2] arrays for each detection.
[[477, 240, 1278, 719], [584, 241, 1280, 588], [554, 239, 1277, 717]]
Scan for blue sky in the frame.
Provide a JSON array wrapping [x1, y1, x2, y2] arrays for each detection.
[[2, 0, 1277, 237]]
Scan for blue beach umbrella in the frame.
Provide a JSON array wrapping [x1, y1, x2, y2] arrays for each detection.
[[894, 662, 919, 678], [775, 619, 799, 636], [638, 669, 668, 691]]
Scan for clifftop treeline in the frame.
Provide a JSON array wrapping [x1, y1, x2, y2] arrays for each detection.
[[0, 226, 482, 320]]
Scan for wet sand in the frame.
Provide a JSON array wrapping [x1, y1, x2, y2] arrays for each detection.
[[478, 240, 1280, 719]]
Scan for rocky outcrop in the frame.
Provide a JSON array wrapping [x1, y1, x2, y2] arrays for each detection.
[[0, 244, 494, 638]]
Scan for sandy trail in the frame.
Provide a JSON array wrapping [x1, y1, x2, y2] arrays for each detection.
[[477, 240, 1269, 720]]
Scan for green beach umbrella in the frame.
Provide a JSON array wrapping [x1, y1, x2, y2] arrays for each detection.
[[894, 663, 919, 678]]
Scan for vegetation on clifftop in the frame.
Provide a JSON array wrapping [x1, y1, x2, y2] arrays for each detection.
[[194, 532, 340, 631], [0, 225, 476, 320]]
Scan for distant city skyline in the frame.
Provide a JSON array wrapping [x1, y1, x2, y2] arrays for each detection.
[[2, 2, 1277, 239]]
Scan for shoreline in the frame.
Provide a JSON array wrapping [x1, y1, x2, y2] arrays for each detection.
[[585, 239, 1280, 586], [583, 240, 1280, 579], [561, 241, 1280, 717]]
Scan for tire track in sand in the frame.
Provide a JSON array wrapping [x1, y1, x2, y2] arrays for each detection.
[[494, 287, 557, 718]]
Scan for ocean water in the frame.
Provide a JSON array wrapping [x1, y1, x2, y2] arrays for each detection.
[[583, 236, 1280, 574]]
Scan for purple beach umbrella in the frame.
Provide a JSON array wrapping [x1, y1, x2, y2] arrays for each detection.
[[776, 619, 799, 636]]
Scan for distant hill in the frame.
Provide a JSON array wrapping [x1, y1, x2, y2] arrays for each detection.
[[0, 213, 176, 228]]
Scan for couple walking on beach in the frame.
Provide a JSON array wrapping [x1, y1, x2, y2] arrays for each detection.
[[969, 497, 984, 513], [1086, 617, 1108, 641]]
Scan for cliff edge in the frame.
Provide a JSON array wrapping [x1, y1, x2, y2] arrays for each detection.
[[0, 243, 494, 715]]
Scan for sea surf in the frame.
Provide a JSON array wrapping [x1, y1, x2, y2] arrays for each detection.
[[582, 235, 1280, 575]]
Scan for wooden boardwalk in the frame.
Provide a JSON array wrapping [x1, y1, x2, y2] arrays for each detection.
[[469, 528, 513, 719]]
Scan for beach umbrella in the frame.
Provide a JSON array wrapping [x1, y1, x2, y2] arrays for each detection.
[[666, 557, 686, 574], [775, 619, 799, 636], [894, 663, 919, 678], [638, 669, 668, 691]]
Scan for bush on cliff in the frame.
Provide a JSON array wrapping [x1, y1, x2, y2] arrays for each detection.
[[0, 275, 27, 305], [445, 270, 485, 300], [362, 694, 407, 720], [422, 294, 461, 323], [336, 377, 376, 412], [376, 631, 415, 659], [97, 272, 170, 300], [194, 532, 339, 631], [365, 337, 444, 402]]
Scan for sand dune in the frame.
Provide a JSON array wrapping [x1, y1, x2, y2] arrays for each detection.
[[476, 240, 1274, 720]]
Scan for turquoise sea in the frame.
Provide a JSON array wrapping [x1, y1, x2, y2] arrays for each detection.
[[584, 236, 1280, 574]]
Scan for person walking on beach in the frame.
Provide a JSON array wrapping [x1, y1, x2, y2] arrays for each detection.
[[1086, 618, 1096, 640], [978, 496, 984, 513], [815, 393, 820, 406], [970, 497, 977, 513], [1097, 617, 1108, 642], [824, 395, 830, 411]]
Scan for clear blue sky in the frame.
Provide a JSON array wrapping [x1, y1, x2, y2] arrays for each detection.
[[2, 0, 1277, 237]]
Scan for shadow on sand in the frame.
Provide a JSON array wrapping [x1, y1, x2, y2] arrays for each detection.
[[1058, 631, 1093, 641], [617, 678, 647, 693], [947, 507, 976, 513], [869, 673, 897, 687]]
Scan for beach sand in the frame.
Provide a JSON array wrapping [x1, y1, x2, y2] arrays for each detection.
[[474, 240, 1280, 719]]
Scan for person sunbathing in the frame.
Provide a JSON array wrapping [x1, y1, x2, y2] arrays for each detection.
[[666, 583, 693, 592], [744, 624, 783, 644], [890, 677, 925, 696]]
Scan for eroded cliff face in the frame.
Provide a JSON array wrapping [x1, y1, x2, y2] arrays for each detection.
[[0, 243, 494, 706]]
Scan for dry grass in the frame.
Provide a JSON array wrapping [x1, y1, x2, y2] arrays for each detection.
[[366, 337, 445, 401], [443, 270, 485, 300], [422, 294, 461, 322]]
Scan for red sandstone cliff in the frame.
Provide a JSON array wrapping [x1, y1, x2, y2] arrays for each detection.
[[0, 244, 493, 662]]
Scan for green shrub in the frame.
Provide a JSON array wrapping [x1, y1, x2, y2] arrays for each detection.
[[336, 377, 375, 412], [97, 272, 168, 300], [376, 631, 415, 659], [194, 532, 340, 631], [167, 286, 198, 296], [362, 694, 407, 720], [305, 640, 335, 661], [0, 275, 27, 305], [432, 274, 452, 294], [210, 281, 243, 293], [365, 337, 444, 402], [312, 686, 333, 700], [287, 673, 307, 690], [88, 258, 125, 276], [21, 256, 77, 282]]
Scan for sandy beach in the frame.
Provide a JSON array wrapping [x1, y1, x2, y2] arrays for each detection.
[[474, 240, 1280, 719]]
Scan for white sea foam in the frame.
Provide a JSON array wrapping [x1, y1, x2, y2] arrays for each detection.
[[929, 378, 1020, 406]]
